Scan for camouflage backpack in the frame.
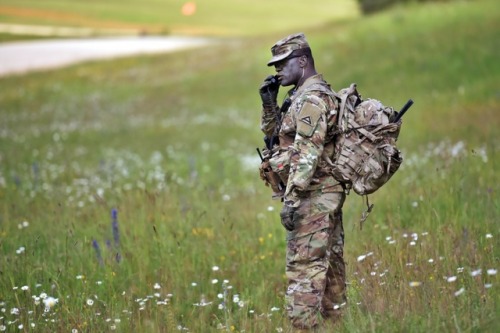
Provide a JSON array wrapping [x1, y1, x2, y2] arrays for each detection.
[[330, 83, 412, 199]]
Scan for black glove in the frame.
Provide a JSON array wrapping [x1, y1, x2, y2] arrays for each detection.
[[259, 75, 280, 109], [280, 205, 297, 231]]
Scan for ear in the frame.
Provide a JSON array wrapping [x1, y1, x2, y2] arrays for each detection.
[[298, 55, 308, 68]]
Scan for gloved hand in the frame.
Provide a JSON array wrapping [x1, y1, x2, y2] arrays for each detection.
[[280, 204, 297, 231], [259, 75, 280, 109]]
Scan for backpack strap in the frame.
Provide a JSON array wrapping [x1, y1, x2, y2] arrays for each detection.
[[336, 83, 358, 132], [348, 118, 380, 142]]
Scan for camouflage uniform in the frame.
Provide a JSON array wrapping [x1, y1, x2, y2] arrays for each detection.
[[261, 33, 347, 329]]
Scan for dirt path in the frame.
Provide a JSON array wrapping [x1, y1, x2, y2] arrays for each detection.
[[0, 35, 212, 77]]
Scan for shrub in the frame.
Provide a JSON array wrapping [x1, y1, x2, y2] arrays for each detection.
[[357, 0, 456, 15]]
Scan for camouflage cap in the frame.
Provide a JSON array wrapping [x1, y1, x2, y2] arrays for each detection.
[[267, 32, 310, 66]]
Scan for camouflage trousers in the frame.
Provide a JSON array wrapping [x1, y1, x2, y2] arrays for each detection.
[[285, 191, 346, 329]]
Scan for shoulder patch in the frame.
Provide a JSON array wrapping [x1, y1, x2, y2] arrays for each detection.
[[300, 115, 312, 126], [296, 101, 323, 137]]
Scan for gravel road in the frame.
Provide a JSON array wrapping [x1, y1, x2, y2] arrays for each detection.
[[0, 36, 212, 77]]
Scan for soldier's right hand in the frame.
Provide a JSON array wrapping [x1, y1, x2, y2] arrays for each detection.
[[259, 75, 280, 108]]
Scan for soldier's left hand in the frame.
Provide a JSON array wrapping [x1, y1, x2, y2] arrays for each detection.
[[280, 205, 296, 231]]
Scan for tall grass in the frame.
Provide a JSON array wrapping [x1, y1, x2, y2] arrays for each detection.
[[0, 0, 498, 332]]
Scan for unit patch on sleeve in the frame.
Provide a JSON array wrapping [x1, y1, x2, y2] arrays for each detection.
[[296, 101, 322, 137]]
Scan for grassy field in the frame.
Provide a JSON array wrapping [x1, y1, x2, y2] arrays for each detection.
[[0, 0, 499, 332], [0, 0, 359, 37]]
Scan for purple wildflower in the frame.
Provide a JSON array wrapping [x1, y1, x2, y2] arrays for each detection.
[[92, 239, 103, 266], [112, 208, 119, 246], [111, 208, 121, 263]]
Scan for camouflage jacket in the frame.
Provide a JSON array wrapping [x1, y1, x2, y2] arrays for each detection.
[[261, 74, 344, 206]]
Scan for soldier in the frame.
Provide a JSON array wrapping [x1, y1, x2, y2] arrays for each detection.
[[258, 33, 347, 331]]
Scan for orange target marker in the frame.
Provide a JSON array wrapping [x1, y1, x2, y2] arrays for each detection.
[[181, 2, 197, 16]]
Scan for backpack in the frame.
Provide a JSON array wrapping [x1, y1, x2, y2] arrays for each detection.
[[329, 84, 412, 224]]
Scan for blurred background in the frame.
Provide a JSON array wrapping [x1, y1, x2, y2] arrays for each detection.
[[0, 0, 498, 332]]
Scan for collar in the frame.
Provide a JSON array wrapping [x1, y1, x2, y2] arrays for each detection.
[[292, 74, 325, 98]]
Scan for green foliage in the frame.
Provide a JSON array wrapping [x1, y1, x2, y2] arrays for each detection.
[[0, 0, 499, 332], [356, 0, 408, 14], [356, 0, 460, 15]]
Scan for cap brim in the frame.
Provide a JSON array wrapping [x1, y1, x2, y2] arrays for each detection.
[[267, 50, 293, 66]]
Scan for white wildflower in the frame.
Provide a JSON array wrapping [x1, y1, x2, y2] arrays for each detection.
[[357, 255, 367, 262], [153, 283, 161, 289], [485, 233, 493, 239], [470, 269, 482, 277], [212, 266, 220, 271], [487, 269, 497, 276], [454, 288, 465, 297], [357, 252, 373, 262], [86, 299, 94, 306], [409, 281, 422, 287], [43, 297, 58, 309], [447, 276, 457, 283]]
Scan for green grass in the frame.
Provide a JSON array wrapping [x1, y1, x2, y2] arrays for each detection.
[[0, 0, 499, 332]]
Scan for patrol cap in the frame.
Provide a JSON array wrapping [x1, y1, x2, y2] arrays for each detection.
[[267, 32, 310, 66]]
